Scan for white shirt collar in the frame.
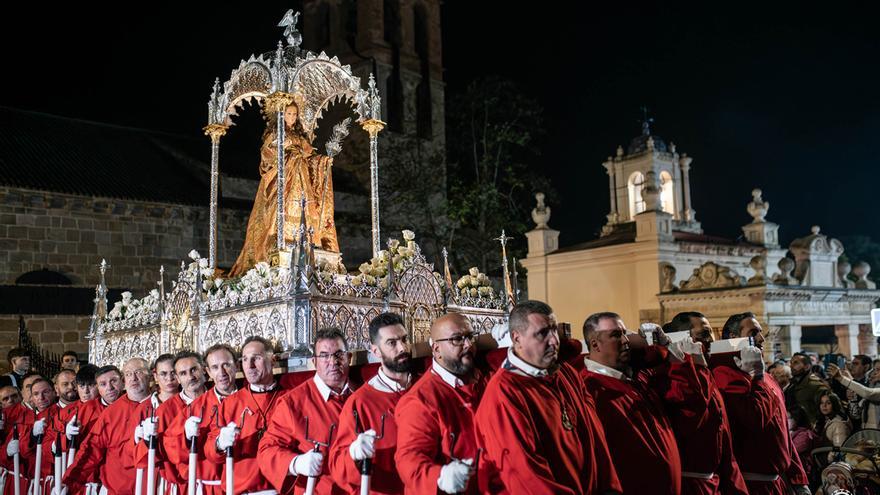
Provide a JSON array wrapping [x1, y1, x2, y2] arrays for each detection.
[[179, 390, 198, 406], [249, 381, 278, 393], [368, 367, 409, 394], [313, 374, 351, 402], [213, 386, 234, 402], [505, 347, 550, 378], [585, 358, 627, 380], [432, 359, 465, 388], [59, 399, 72, 408]]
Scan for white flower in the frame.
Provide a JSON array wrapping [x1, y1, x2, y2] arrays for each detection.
[[121, 291, 133, 305], [402, 230, 415, 241], [214, 278, 224, 290], [188, 249, 201, 261], [198, 258, 209, 269], [364, 274, 377, 286], [387, 240, 400, 252], [468, 267, 480, 278], [149, 289, 160, 299], [358, 263, 371, 274], [255, 262, 270, 276], [351, 275, 364, 286], [204, 278, 214, 290]]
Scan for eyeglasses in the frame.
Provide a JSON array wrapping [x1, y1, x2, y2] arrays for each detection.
[[434, 333, 478, 347], [316, 350, 348, 362], [123, 368, 150, 378]]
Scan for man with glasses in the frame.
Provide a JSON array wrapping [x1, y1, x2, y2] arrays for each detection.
[[62, 358, 152, 495], [330, 312, 414, 495], [165, 344, 238, 495], [395, 313, 492, 494], [206, 336, 287, 495], [475, 300, 621, 494], [259, 328, 353, 494]]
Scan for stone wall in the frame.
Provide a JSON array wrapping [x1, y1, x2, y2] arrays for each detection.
[[0, 186, 250, 364]]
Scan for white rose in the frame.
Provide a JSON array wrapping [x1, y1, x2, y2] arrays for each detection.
[[388, 240, 400, 252], [359, 263, 371, 274], [402, 230, 415, 241], [469, 288, 478, 297], [188, 249, 200, 261], [468, 267, 480, 278], [351, 275, 364, 286], [121, 292, 133, 305], [198, 258, 209, 269], [364, 274, 376, 286], [149, 289, 159, 299]]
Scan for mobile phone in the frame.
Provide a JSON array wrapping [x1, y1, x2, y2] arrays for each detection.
[[822, 353, 833, 370], [837, 356, 846, 368]]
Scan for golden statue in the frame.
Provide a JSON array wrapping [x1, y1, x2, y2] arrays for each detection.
[[230, 98, 338, 276]]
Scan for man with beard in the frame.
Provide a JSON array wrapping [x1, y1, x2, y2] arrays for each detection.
[[135, 351, 208, 494], [713, 312, 809, 495], [475, 301, 621, 495], [53, 370, 78, 409], [62, 358, 152, 495], [663, 312, 748, 495], [259, 328, 353, 494], [205, 337, 286, 494], [330, 313, 414, 495], [786, 353, 828, 424], [395, 313, 492, 495], [165, 344, 238, 495]]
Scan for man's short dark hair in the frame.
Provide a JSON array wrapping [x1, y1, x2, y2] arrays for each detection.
[[853, 354, 872, 367], [53, 369, 76, 383], [61, 350, 78, 360], [152, 353, 175, 370], [791, 352, 811, 367], [667, 312, 706, 333], [368, 313, 405, 344], [509, 300, 554, 335], [7, 348, 27, 363], [722, 312, 756, 339], [30, 377, 52, 390], [204, 344, 237, 362], [173, 351, 204, 369], [76, 364, 99, 386], [242, 335, 275, 354], [314, 327, 348, 351], [95, 365, 121, 380], [582, 311, 622, 341]]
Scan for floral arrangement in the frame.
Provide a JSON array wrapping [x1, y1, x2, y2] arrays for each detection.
[[456, 267, 495, 298], [106, 289, 161, 321], [347, 230, 419, 288]]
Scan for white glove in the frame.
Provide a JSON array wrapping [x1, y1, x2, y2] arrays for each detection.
[[184, 416, 202, 441], [490, 323, 510, 347], [0, 415, 5, 431], [437, 458, 474, 493], [734, 346, 765, 378], [66, 415, 80, 439], [290, 450, 324, 477], [134, 424, 144, 444], [6, 439, 19, 457], [140, 417, 158, 441], [348, 429, 377, 461], [216, 422, 238, 451], [679, 337, 707, 366], [51, 440, 57, 455], [83, 483, 100, 495], [50, 485, 68, 495], [665, 340, 686, 363], [32, 419, 46, 437]]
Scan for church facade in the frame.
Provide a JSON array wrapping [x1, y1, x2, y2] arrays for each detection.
[[522, 124, 880, 358]]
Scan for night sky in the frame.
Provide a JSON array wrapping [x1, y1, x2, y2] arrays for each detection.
[[4, 2, 879, 249]]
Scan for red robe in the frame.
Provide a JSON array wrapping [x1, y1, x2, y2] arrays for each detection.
[[328, 372, 408, 495], [474, 357, 621, 495], [395, 364, 491, 495], [56, 398, 106, 454], [582, 355, 685, 495], [164, 388, 226, 495], [63, 394, 145, 495], [258, 377, 351, 495], [20, 404, 63, 488], [0, 405, 37, 495], [133, 393, 190, 493], [204, 383, 288, 494], [671, 364, 748, 495], [712, 364, 809, 495]]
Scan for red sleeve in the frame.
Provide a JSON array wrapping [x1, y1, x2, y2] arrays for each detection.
[[393, 395, 443, 494], [328, 399, 362, 492], [475, 389, 577, 495], [718, 411, 749, 495], [156, 404, 184, 484], [256, 394, 300, 494], [712, 367, 775, 430], [662, 358, 711, 430], [63, 412, 107, 494]]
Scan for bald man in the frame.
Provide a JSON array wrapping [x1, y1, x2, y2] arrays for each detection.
[[63, 358, 152, 495], [395, 313, 492, 494], [0, 386, 21, 409]]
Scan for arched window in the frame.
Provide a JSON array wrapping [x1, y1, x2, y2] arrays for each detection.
[[15, 269, 71, 285], [660, 170, 675, 215], [628, 172, 646, 219]]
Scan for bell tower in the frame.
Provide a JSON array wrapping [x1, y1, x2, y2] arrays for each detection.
[[301, 0, 445, 147], [601, 114, 701, 237]]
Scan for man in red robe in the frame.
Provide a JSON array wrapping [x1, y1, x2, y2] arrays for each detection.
[[713, 312, 810, 495], [153, 354, 182, 404], [582, 312, 704, 495], [258, 328, 353, 494], [396, 313, 492, 495], [20, 378, 60, 495], [205, 336, 288, 494], [165, 344, 238, 495], [61, 357, 152, 495], [475, 300, 621, 495], [135, 351, 208, 495], [665, 312, 748, 495], [52, 371, 77, 410], [329, 312, 414, 495]]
